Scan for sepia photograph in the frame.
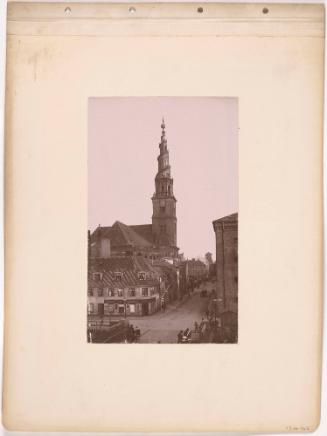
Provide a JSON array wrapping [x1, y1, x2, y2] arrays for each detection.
[[88, 97, 238, 343]]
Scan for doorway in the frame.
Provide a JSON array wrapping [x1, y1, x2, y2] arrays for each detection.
[[142, 302, 149, 316]]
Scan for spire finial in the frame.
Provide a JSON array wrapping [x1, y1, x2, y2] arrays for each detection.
[[161, 117, 165, 131]]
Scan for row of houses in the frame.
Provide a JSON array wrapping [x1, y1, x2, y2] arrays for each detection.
[[88, 256, 177, 317], [88, 254, 210, 318]]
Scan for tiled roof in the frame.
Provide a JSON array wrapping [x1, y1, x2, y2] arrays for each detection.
[[91, 221, 154, 248], [88, 257, 159, 289]]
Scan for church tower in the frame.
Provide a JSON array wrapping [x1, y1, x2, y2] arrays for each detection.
[[152, 119, 178, 259]]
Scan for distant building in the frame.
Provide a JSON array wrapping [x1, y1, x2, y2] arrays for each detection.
[[212, 213, 238, 314], [89, 119, 178, 262], [152, 259, 180, 302], [184, 258, 207, 281], [88, 257, 162, 317]]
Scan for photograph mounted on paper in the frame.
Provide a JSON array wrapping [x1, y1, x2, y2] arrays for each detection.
[[88, 97, 238, 344]]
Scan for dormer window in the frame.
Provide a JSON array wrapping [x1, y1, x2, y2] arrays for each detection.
[[114, 272, 122, 281], [93, 272, 103, 281], [138, 272, 146, 281]]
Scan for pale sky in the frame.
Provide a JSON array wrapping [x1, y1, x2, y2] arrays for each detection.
[[88, 97, 238, 259]]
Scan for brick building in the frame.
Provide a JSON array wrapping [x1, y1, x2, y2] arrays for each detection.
[[212, 213, 238, 336]]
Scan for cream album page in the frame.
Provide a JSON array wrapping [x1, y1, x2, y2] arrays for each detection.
[[3, 2, 324, 432]]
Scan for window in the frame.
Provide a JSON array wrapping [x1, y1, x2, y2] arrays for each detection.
[[109, 289, 115, 297], [138, 272, 146, 280], [142, 287, 149, 297], [88, 289, 93, 296], [97, 289, 103, 297], [118, 305, 125, 314], [88, 303, 94, 313], [117, 289, 123, 297], [108, 304, 114, 313], [93, 272, 102, 281], [129, 288, 136, 297], [114, 272, 122, 281], [104, 287, 109, 296], [160, 206, 166, 213], [168, 185, 171, 195], [129, 304, 135, 313]]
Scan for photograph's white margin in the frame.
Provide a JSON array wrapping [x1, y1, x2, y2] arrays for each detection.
[[0, 0, 325, 435]]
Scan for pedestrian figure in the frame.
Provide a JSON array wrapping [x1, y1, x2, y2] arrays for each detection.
[[194, 321, 199, 332], [177, 330, 183, 343]]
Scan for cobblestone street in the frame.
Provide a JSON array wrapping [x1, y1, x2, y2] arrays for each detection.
[[128, 282, 215, 343]]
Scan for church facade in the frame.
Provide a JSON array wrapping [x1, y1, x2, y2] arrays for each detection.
[[90, 119, 179, 262]]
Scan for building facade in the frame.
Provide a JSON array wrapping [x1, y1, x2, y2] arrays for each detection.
[[88, 257, 162, 317], [184, 259, 207, 281], [212, 213, 238, 314], [89, 119, 178, 262]]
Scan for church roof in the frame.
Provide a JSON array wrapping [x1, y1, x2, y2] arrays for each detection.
[[91, 221, 154, 248], [130, 224, 154, 245]]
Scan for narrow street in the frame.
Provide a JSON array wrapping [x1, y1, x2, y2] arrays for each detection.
[[128, 282, 215, 343]]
